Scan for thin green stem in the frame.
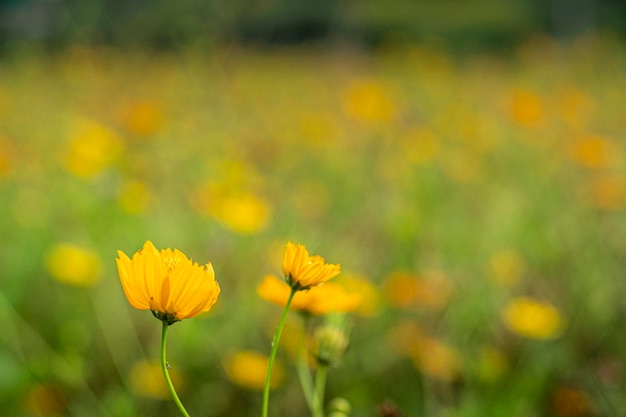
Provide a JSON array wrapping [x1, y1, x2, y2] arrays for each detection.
[[161, 321, 191, 417], [296, 316, 315, 412], [262, 287, 297, 417], [313, 364, 328, 417]]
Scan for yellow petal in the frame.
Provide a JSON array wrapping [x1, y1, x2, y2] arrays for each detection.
[[116, 252, 149, 310]]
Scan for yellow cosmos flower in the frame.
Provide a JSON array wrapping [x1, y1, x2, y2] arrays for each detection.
[[282, 242, 341, 290], [502, 297, 564, 340], [191, 181, 272, 235], [508, 88, 544, 128], [383, 270, 452, 310], [330, 274, 382, 317], [116, 241, 220, 324], [569, 134, 617, 169], [215, 193, 272, 235], [224, 350, 284, 390], [409, 336, 460, 381], [63, 119, 123, 178], [45, 243, 102, 287], [342, 78, 397, 124], [118, 100, 164, 137], [258, 275, 361, 315]]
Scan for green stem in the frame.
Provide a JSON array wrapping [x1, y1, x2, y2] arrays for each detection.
[[313, 364, 328, 417], [296, 316, 315, 412], [262, 287, 297, 417], [161, 321, 191, 417]]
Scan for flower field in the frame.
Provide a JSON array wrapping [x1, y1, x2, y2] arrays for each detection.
[[1, 34, 626, 416]]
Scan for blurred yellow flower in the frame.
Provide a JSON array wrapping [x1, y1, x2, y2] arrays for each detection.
[[410, 336, 460, 381], [282, 242, 341, 290], [116, 241, 220, 324], [383, 270, 452, 310], [224, 350, 284, 390], [129, 360, 182, 399], [569, 134, 618, 169], [215, 192, 272, 234], [488, 249, 526, 285], [585, 175, 626, 210], [117, 180, 152, 214], [258, 275, 361, 315], [118, 100, 164, 137], [502, 297, 564, 339], [338, 274, 382, 316], [508, 88, 544, 128], [342, 78, 397, 124], [63, 119, 124, 178], [191, 161, 270, 225], [383, 271, 420, 308], [45, 243, 102, 287]]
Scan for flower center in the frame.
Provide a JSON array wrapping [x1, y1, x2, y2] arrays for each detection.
[[162, 254, 182, 272]]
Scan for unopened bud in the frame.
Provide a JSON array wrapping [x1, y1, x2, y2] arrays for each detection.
[[312, 321, 350, 367], [329, 397, 352, 415]]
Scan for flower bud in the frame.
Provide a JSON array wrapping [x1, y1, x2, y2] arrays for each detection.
[[328, 397, 352, 415], [311, 315, 350, 367]]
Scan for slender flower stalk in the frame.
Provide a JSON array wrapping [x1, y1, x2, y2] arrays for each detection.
[[296, 315, 315, 413], [313, 365, 328, 417], [161, 321, 191, 417], [262, 287, 297, 417], [296, 346, 316, 412]]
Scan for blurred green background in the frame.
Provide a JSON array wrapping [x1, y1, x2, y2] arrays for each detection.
[[1, 0, 626, 49], [1, 1, 626, 416]]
